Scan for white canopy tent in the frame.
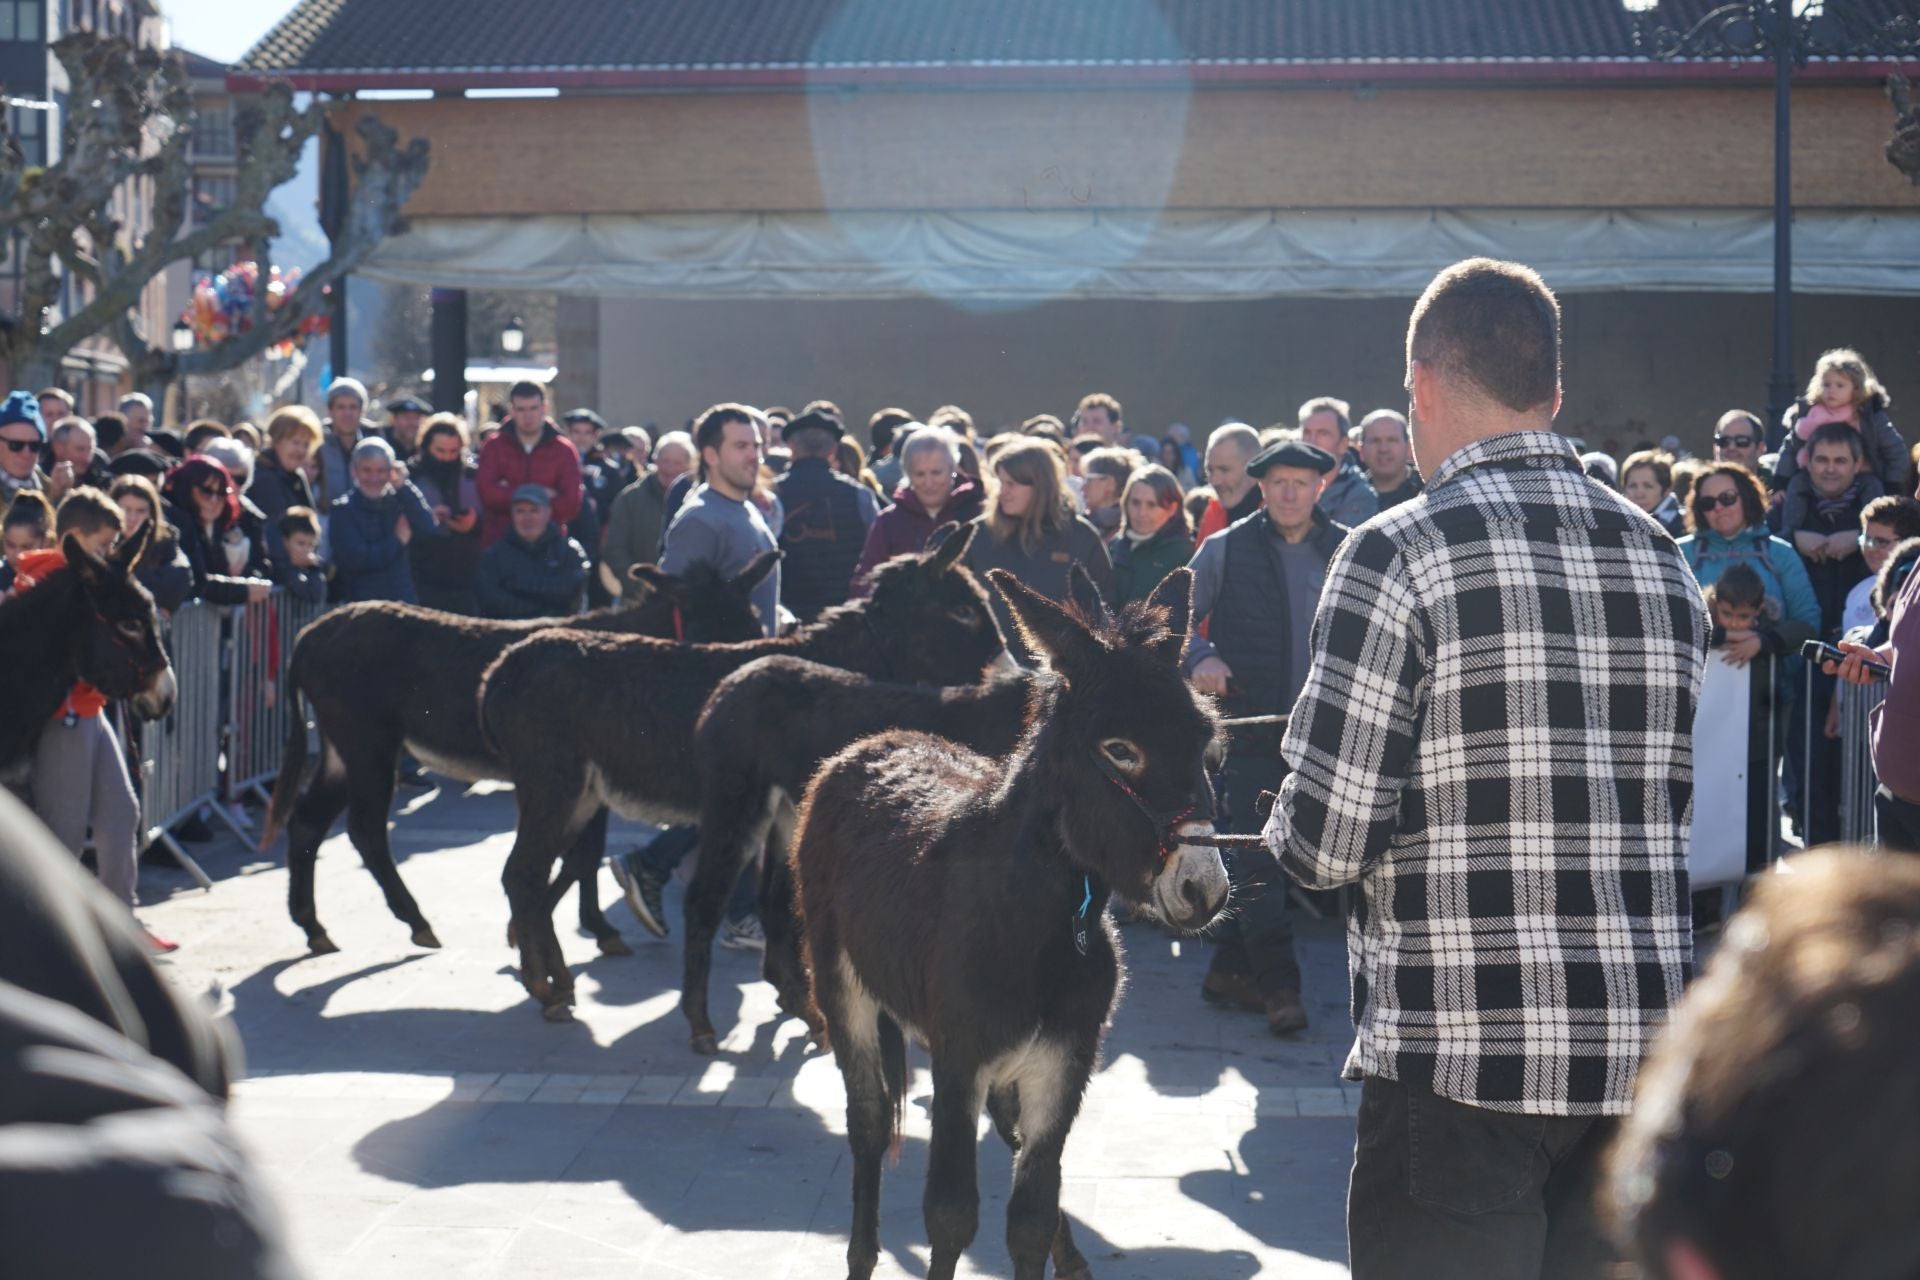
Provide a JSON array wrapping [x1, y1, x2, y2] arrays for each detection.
[[360, 207, 1920, 300]]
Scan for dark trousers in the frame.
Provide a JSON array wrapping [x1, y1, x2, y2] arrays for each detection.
[[1878, 785, 1920, 854], [1206, 756, 1301, 997], [1348, 1077, 1617, 1280]]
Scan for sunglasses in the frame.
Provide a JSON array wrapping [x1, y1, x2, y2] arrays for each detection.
[[1713, 435, 1757, 449], [0, 437, 36, 453], [1700, 490, 1742, 510], [1861, 534, 1898, 551], [196, 481, 227, 498]]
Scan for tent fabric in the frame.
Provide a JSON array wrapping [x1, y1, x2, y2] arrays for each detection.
[[359, 207, 1920, 300]]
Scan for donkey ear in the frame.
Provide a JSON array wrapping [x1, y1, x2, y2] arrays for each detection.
[[987, 569, 1102, 680], [1065, 562, 1111, 628], [626, 563, 680, 600], [62, 532, 111, 593], [1141, 567, 1194, 664], [733, 548, 781, 591], [925, 521, 974, 571], [112, 515, 153, 570]]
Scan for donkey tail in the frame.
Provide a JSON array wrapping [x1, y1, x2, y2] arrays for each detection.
[[258, 684, 308, 852], [879, 1011, 907, 1160]]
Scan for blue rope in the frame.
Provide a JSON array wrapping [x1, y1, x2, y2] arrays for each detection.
[[1077, 875, 1093, 919]]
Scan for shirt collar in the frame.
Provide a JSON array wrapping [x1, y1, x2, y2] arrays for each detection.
[[1425, 430, 1581, 492]]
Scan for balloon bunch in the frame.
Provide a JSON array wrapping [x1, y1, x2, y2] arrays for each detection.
[[186, 262, 329, 359]]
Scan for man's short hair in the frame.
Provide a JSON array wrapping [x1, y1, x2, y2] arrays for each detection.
[[183, 419, 231, 453], [1715, 409, 1763, 438], [1081, 446, 1140, 488], [868, 407, 914, 455], [1862, 494, 1920, 541], [1297, 396, 1352, 433], [53, 486, 122, 539], [693, 403, 755, 457], [1606, 849, 1920, 1279], [898, 426, 959, 472], [117, 392, 153, 414], [1407, 257, 1561, 414], [278, 506, 321, 541], [1207, 422, 1261, 460], [49, 417, 93, 447], [1074, 392, 1122, 426], [1360, 408, 1410, 442], [507, 380, 546, 404], [91, 412, 125, 452], [37, 386, 74, 413], [1807, 420, 1865, 460], [928, 404, 975, 438]]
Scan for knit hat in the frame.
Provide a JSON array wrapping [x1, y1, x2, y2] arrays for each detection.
[[0, 390, 46, 441], [326, 376, 369, 408]]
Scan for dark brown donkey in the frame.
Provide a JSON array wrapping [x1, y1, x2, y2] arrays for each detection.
[[0, 526, 175, 776], [480, 525, 1009, 1021], [793, 568, 1229, 1280], [258, 554, 774, 956]]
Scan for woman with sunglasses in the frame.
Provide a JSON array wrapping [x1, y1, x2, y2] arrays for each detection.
[[1677, 462, 1819, 667], [158, 456, 273, 606]]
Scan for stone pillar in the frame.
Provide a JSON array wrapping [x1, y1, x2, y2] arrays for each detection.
[[430, 288, 468, 414], [552, 294, 601, 416]]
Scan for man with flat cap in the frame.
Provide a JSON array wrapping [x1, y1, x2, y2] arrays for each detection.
[[385, 394, 429, 458], [773, 408, 878, 622], [1183, 438, 1347, 1035]]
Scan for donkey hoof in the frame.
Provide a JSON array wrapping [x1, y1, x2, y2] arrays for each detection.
[[541, 999, 575, 1024], [412, 926, 443, 949], [307, 933, 340, 956], [1055, 1262, 1093, 1280], [689, 1032, 720, 1057], [596, 933, 634, 958]]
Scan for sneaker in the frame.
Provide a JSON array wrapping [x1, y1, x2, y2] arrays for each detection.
[[718, 914, 766, 952], [610, 850, 670, 938], [143, 930, 180, 954]]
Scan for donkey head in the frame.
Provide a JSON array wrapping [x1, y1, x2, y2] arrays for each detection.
[[65, 526, 176, 720], [989, 566, 1228, 931], [628, 549, 778, 642], [861, 523, 1011, 683]]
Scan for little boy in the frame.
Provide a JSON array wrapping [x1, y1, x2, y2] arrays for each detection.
[[1705, 562, 1772, 669], [275, 506, 328, 605]]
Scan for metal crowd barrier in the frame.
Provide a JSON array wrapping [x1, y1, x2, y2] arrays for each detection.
[[134, 589, 328, 885], [1836, 679, 1888, 844]]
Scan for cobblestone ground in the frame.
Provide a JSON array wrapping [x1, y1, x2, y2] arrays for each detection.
[[142, 782, 1359, 1279]]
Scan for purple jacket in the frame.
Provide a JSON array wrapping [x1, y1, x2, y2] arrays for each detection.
[[850, 477, 985, 595]]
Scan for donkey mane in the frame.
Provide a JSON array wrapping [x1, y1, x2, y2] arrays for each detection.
[[0, 569, 83, 770]]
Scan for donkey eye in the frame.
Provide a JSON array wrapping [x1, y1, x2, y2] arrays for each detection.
[[947, 606, 980, 627], [118, 620, 144, 638], [1100, 739, 1142, 769]]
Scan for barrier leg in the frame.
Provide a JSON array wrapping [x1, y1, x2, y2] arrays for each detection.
[[157, 830, 215, 892]]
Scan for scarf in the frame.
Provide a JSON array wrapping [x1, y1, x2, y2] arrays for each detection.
[[1814, 474, 1869, 522]]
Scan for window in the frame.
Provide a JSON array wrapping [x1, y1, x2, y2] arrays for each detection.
[[0, 0, 42, 41], [192, 104, 233, 158], [7, 103, 45, 166], [191, 173, 235, 222]]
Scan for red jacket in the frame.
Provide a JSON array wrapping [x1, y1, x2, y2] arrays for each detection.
[[17, 548, 107, 719], [474, 423, 583, 547]]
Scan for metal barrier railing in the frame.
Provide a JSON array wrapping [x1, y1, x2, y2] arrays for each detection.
[[134, 589, 327, 885], [1837, 679, 1888, 844]]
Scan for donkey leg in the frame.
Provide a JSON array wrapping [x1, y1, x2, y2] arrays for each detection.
[[1001, 1047, 1091, 1280], [565, 808, 630, 956], [286, 747, 349, 954], [924, 1062, 984, 1280], [986, 1086, 1091, 1279], [681, 794, 772, 1054], [343, 748, 438, 949], [758, 800, 817, 1034], [502, 782, 590, 1021], [815, 943, 889, 1280]]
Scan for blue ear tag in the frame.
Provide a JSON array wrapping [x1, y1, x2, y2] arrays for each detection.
[[1072, 875, 1093, 957]]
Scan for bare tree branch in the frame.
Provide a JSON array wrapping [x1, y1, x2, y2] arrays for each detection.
[[1888, 73, 1920, 186]]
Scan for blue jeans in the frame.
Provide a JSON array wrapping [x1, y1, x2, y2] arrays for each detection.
[[636, 825, 755, 921]]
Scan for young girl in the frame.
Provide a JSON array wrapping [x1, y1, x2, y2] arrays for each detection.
[[1775, 348, 1905, 490], [0, 490, 54, 594]]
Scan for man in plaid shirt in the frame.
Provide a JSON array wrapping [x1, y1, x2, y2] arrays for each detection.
[[1263, 258, 1709, 1278]]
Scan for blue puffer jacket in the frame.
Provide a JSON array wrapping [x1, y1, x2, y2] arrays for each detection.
[[473, 524, 589, 620], [328, 483, 437, 604], [1678, 524, 1821, 651]]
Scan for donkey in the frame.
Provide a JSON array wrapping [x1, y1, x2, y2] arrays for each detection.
[[259, 554, 774, 956], [0, 526, 175, 778], [793, 568, 1229, 1280], [480, 525, 1009, 1021]]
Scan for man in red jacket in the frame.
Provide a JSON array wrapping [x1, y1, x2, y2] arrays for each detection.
[[475, 381, 583, 547]]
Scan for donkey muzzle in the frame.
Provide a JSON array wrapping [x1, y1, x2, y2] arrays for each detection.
[[1152, 821, 1231, 931], [129, 662, 177, 721]]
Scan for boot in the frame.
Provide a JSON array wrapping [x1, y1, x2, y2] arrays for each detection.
[[1264, 988, 1309, 1036], [1201, 968, 1265, 1014]]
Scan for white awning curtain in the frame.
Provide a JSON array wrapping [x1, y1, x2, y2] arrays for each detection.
[[360, 208, 1920, 300]]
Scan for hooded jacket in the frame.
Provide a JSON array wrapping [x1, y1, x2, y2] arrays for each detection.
[[850, 477, 985, 595]]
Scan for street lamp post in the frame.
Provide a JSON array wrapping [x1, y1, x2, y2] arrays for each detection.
[[171, 317, 194, 422], [499, 315, 526, 357], [1624, 0, 1920, 445]]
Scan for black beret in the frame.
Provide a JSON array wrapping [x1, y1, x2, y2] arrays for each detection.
[[386, 395, 429, 415], [108, 448, 172, 478], [781, 409, 844, 442], [561, 407, 607, 429], [1246, 439, 1336, 477]]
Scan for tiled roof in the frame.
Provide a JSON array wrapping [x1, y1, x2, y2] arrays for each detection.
[[237, 0, 1920, 78]]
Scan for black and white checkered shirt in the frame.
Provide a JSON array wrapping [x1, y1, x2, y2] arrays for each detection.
[[1265, 430, 1709, 1115]]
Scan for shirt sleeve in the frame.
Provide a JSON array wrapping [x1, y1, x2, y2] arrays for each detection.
[[1180, 533, 1227, 672], [1264, 525, 1429, 890], [658, 509, 718, 578]]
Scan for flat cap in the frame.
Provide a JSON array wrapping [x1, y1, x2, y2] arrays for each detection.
[[781, 409, 844, 442], [561, 407, 607, 429], [386, 395, 428, 415], [1246, 439, 1336, 477], [510, 483, 553, 508]]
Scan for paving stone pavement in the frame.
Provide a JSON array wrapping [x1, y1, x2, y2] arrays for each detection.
[[141, 782, 1359, 1278]]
